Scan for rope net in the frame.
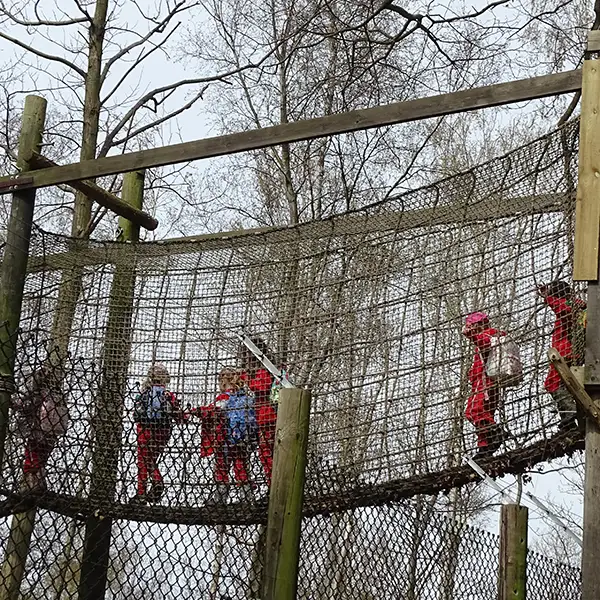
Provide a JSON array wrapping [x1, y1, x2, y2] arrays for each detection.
[[0, 119, 584, 597]]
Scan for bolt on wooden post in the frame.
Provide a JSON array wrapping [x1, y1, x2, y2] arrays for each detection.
[[498, 504, 528, 600], [262, 387, 311, 600]]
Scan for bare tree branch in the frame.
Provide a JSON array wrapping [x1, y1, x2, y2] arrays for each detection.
[[109, 87, 208, 148], [0, 1, 88, 26], [100, 0, 198, 84], [0, 31, 86, 78], [98, 60, 272, 157], [101, 25, 181, 105]]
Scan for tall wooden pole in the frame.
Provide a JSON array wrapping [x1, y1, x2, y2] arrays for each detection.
[[498, 504, 528, 600], [0, 95, 47, 600], [262, 388, 311, 600], [0, 95, 47, 465], [77, 171, 144, 600], [574, 36, 600, 600]]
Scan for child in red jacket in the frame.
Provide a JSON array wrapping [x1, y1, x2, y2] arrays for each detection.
[[130, 364, 185, 504], [238, 338, 275, 486], [462, 312, 506, 457], [195, 367, 256, 504], [538, 281, 586, 432], [14, 363, 68, 492]]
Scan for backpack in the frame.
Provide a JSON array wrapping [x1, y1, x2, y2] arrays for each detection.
[[13, 371, 68, 440], [485, 335, 523, 388], [39, 395, 69, 438], [225, 391, 258, 447], [134, 385, 173, 425], [569, 304, 587, 367]]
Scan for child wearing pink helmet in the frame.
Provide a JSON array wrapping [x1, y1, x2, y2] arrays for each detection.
[[462, 312, 506, 457]]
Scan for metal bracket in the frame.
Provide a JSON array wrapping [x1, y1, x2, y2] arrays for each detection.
[[588, 30, 600, 53]]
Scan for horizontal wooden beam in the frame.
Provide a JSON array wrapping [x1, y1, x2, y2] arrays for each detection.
[[0, 69, 582, 193], [27, 192, 569, 273], [30, 153, 158, 231]]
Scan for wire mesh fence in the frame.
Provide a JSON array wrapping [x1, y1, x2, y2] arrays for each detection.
[[0, 119, 585, 598], [0, 500, 581, 599]]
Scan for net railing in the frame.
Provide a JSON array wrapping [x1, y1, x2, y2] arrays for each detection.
[[3, 119, 582, 511]]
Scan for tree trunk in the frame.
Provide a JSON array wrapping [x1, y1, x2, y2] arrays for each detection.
[[72, 0, 109, 237]]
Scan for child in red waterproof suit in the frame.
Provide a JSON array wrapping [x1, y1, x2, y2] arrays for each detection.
[[13, 363, 68, 492], [194, 367, 256, 504], [131, 364, 185, 504], [538, 281, 586, 432], [238, 338, 275, 486], [462, 312, 506, 457]]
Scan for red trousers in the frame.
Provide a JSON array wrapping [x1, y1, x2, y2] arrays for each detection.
[[256, 403, 277, 486], [465, 387, 499, 448], [136, 424, 171, 496], [215, 445, 249, 484], [23, 437, 55, 475]]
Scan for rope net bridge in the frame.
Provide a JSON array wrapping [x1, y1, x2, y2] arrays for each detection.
[[0, 119, 584, 598]]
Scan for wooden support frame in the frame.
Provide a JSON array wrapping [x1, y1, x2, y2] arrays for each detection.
[[0, 69, 582, 193], [576, 31, 600, 600], [30, 153, 157, 231], [548, 349, 600, 429], [498, 504, 528, 600]]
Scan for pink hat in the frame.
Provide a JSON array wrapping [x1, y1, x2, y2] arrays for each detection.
[[465, 312, 489, 326]]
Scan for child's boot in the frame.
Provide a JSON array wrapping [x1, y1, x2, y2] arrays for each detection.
[[553, 388, 578, 432], [147, 480, 165, 503]]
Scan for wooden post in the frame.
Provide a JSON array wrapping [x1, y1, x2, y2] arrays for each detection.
[[498, 504, 528, 600], [0, 95, 47, 465], [77, 171, 144, 600], [262, 388, 311, 600], [0, 96, 47, 600], [574, 39, 600, 600], [574, 59, 600, 281]]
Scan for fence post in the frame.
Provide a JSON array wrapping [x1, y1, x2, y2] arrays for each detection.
[[77, 170, 145, 600], [498, 504, 528, 600], [262, 387, 311, 600], [0, 95, 47, 600]]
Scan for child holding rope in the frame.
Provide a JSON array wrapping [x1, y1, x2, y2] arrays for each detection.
[[194, 367, 257, 504], [538, 280, 586, 432], [131, 363, 185, 504], [13, 361, 68, 492], [462, 312, 506, 457], [238, 338, 275, 486]]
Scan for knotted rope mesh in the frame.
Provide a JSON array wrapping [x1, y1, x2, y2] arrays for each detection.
[[0, 119, 583, 598]]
